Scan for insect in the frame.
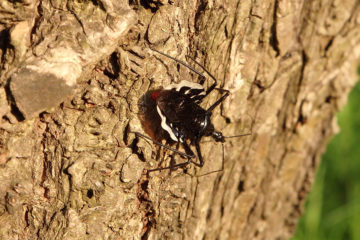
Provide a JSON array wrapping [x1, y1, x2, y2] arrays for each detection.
[[132, 48, 251, 173]]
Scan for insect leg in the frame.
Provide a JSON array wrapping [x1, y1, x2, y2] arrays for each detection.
[[130, 132, 197, 172], [206, 88, 230, 112], [150, 48, 206, 83], [130, 131, 194, 159], [148, 162, 185, 172], [151, 48, 218, 101], [191, 141, 204, 167], [185, 55, 218, 98], [148, 147, 195, 172], [196, 143, 225, 177]]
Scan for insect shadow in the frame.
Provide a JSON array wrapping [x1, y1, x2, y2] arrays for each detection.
[[130, 48, 252, 175]]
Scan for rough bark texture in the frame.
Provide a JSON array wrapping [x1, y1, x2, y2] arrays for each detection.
[[0, 0, 359, 239]]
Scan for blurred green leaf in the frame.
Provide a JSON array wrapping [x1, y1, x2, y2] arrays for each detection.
[[293, 70, 360, 240]]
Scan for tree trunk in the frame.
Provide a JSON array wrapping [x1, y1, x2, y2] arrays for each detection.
[[0, 0, 359, 239]]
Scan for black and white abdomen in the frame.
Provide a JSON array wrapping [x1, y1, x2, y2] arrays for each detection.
[[152, 80, 212, 142], [156, 105, 185, 142], [165, 80, 205, 104]]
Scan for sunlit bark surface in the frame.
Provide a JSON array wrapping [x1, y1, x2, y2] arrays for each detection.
[[0, 0, 359, 239]]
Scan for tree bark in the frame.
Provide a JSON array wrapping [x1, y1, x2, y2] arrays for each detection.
[[0, 0, 359, 239]]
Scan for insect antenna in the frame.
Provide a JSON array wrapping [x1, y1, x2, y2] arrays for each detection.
[[223, 113, 254, 139], [197, 130, 252, 177], [223, 132, 252, 138]]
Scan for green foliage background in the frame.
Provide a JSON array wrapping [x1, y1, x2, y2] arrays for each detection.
[[293, 69, 360, 240]]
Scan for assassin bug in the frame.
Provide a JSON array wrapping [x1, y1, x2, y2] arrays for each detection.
[[132, 48, 251, 173]]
